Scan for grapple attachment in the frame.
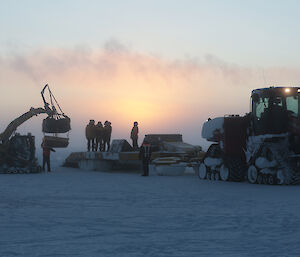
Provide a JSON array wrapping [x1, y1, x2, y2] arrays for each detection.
[[41, 84, 71, 149], [42, 135, 69, 148], [42, 117, 71, 134]]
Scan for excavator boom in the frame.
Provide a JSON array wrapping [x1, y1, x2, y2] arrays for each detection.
[[0, 107, 48, 144], [0, 84, 71, 173]]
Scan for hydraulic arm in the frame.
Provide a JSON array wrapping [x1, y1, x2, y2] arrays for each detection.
[[0, 107, 48, 144]]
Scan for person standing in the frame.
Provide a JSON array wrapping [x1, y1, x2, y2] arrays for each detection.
[[85, 120, 96, 151], [103, 121, 112, 152], [130, 121, 139, 150], [41, 140, 56, 172], [139, 140, 152, 176], [95, 121, 104, 151]]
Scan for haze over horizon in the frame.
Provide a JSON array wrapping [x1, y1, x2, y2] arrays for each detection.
[[1, 0, 300, 154]]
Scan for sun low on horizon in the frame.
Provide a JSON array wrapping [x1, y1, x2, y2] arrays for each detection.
[[1, 0, 300, 148]]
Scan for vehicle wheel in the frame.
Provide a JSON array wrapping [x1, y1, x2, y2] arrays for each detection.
[[198, 163, 207, 180], [226, 158, 246, 182], [247, 165, 258, 184], [257, 174, 263, 184], [276, 170, 285, 185], [220, 164, 229, 181]]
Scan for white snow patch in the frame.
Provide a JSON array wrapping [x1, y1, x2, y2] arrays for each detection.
[[1, 167, 300, 256], [245, 133, 287, 162], [201, 117, 224, 141], [255, 157, 277, 169]]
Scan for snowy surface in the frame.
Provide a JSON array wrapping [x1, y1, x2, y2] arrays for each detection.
[[1, 168, 300, 257]]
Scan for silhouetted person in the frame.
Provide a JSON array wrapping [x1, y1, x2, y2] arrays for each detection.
[[41, 140, 55, 172], [139, 140, 152, 176], [131, 121, 139, 150], [103, 121, 112, 151], [95, 121, 104, 151], [85, 120, 96, 151]]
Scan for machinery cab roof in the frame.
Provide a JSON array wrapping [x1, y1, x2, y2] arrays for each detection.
[[251, 86, 300, 99], [251, 86, 300, 135]]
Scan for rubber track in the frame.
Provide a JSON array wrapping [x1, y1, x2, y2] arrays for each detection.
[[226, 158, 246, 182]]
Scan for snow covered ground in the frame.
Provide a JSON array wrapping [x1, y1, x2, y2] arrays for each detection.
[[1, 168, 300, 257]]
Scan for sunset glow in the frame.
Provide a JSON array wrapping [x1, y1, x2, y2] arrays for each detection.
[[1, 1, 300, 151]]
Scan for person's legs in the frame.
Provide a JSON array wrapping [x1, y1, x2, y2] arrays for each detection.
[[133, 138, 138, 149], [42, 155, 46, 171], [91, 138, 95, 152], [142, 161, 149, 176], [145, 162, 149, 176], [107, 140, 110, 152], [87, 139, 91, 151], [92, 138, 96, 152], [102, 140, 106, 151], [100, 138, 104, 152], [95, 138, 99, 151], [46, 156, 51, 172]]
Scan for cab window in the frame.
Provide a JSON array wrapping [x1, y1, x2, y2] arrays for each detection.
[[286, 96, 298, 116], [255, 98, 268, 118]]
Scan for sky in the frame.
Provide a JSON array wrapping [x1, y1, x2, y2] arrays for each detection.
[[1, 0, 300, 154]]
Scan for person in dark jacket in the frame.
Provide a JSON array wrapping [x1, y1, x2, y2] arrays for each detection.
[[139, 140, 152, 176], [130, 121, 139, 150], [103, 121, 112, 152], [41, 140, 56, 172], [85, 120, 96, 151], [95, 121, 104, 151]]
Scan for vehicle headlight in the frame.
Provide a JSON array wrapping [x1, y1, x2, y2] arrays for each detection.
[[285, 88, 291, 93]]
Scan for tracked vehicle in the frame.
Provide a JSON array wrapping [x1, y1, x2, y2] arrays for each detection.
[[199, 87, 300, 185], [0, 84, 71, 173]]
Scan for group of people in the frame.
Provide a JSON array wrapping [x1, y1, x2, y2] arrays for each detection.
[[41, 119, 152, 176], [85, 120, 112, 152]]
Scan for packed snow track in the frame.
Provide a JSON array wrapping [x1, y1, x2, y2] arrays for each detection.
[[0, 167, 300, 257]]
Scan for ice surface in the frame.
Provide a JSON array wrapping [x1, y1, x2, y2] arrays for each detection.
[[1, 168, 300, 257]]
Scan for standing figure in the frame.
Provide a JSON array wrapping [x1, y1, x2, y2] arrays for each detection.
[[130, 121, 139, 150], [139, 140, 152, 176], [85, 120, 96, 151], [41, 139, 56, 172], [103, 121, 112, 152], [95, 121, 104, 151]]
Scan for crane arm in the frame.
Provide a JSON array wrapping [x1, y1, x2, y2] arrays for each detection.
[[0, 107, 47, 144], [41, 84, 55, 116]]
